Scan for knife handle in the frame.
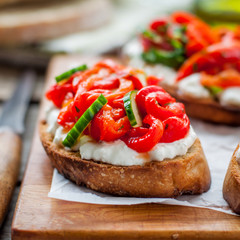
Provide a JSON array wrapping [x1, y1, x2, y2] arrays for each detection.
[[0, 128, 21, 226]]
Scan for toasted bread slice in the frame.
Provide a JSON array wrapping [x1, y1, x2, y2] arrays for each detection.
[[223, 144, 240, 214], [39, 120, 211, 198]]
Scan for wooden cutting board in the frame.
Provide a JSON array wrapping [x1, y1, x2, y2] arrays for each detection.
[[12, 55, 240, 240]]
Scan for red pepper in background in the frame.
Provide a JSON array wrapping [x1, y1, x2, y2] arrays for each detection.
[[177, 41, 240, 81], [171, 11, 217, 44], [201, 69, 240, 88], [150, 17, 168, 33]]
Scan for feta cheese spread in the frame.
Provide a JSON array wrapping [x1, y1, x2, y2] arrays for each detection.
[[220, 87, 240, 108], [178, 73, 211, 99], [46, 107, 197, 166], [80, 127, 196, 166]]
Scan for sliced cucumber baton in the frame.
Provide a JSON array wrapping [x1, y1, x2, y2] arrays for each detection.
[[55, 64, 88, 83], [123, 90, 142, 127], [62, 94, 108, 148]]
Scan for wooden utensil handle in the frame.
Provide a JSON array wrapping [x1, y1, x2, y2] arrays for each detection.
[[0, 128, 21, 226]]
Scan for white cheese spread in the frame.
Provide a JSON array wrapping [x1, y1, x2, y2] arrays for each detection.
[[178, 73, 211, 99], [45, 104, 60, 135], [80, 127, 197, 166], [47, 102, 197, 166], [220, 87, 240, 108]]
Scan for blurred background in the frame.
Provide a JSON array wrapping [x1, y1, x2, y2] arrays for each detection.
[[0, 0, 240, 238], [0, 0, 239, 68]]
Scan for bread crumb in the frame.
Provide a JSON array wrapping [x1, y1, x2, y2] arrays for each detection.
[[101, 173, 106, 177]]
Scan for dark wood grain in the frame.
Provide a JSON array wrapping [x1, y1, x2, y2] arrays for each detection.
[[12, 55, 240, 240], [0, 129, 21, 226]]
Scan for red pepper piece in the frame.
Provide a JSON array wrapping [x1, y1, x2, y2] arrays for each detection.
[[145, 92, 184, 121], [72, 67, 101, 92], [90, 104, 131, 142], [160, 114, 190, 143], [91, 75, 120, 90], [73, 89, 111, 118], [46, 83, 74, 108], [110, 98, 124, 109], [135, 86, 166, 116], [95, 59, 125, 72], [171, 11, 217, 44], [57, 89, 111, 128], [124, 74, 144, 90], [185, 24, 209, 57], [57, 101, 76, 130], [123, 115, 164, 153], [177, 41, 240, 81], [150, 17, 168, 33], [106, 79, 134, 104], [146, 75, 163, 85], [200, 68, 240, 88]]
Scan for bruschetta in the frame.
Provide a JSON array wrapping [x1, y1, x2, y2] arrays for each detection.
[[40, 59, 211, 197]]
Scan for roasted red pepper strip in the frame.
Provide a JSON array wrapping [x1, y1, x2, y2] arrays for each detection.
[[106, 79, 134, 104], [57, 101, 76, 130], [90, 104, 131, 142], [160, 114, 190, 143], [95, 59, 125, 72], [58, 89, 111, 128], [200, 69, 240, 88], [171, 11, 217, 44], [123, 115, 164, 153], [91, 75, 119, 90], [177, 41, 240, 81], [72, 67, 101, 92], [146, 75, 163, 86], [150, 17, 168, 33], [46, 83, 74, 108], [185, 24, 209, 57], [145, 92, 184, 121], [135, 86, 166, 116], [73, 89, 111, 119]]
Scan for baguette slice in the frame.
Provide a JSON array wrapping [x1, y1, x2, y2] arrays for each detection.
[[223, 144, 240, 214], [39, 120, 211, 198]]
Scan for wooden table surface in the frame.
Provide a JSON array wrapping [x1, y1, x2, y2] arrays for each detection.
[[0, 66, 45, 240]]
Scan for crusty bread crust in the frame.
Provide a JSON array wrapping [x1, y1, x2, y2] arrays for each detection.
[[223, 145, 240, 214], [39, 120, 211, 198]]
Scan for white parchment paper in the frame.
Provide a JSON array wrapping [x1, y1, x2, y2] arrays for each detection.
[[48, 119, 240, 215]]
